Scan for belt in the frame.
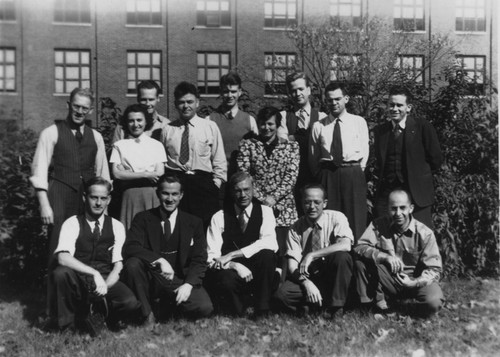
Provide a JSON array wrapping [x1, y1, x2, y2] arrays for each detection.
[[320, 160, 361, 170]]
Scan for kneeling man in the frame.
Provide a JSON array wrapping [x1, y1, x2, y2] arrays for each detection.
[[123, 175, 213, 322], [205, 171, 278, 317], [354, 189, 443, 316], [50, 177, 140, 335], [274, 184, 353, 317]]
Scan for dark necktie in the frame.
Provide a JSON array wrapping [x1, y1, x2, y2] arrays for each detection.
[[179, 122, 190, 165], [238, 211, 247, 233], [93, 220, 100, 240], [226, 111, 234, 120], [331, 119, 343, 166], [393, 124, 402, 139], [304, 224, 322, 254], [163, 218, 171, 242], [298, 109, 306, 128], [75, 129, 83, 143]]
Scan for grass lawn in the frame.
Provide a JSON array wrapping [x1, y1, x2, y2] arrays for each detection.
[[0, 278, 498, 357]]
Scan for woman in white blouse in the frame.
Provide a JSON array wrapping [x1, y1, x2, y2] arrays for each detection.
[[110, 104, 167, 229]]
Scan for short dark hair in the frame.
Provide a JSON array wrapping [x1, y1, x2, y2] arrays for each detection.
[[229, 171, 253, 189], [157, 173, 184, 192], [84, 176, 112, 195], [256, 106, 282, 128], [174, 81, 200, 100], [120, 104, 154, 135], [388, 188, 413, 205], [301, 183, 327, 200], [325, 82, 348, 97], [286, 72, 310, 89], [220, 72, 242, 89], [388, 85, 413, 104], [137, 80, 161, 101], [69, 87, 94, 105]]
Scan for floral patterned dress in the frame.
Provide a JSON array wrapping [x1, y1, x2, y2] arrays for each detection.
[[237, 137, 300, 227]]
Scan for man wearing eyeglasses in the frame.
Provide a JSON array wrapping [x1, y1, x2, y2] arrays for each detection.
[[30, 87, 110, 263]]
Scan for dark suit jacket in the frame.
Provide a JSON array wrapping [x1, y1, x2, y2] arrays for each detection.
[[374, 116, 442, 207], [123, 207, 207, 286]]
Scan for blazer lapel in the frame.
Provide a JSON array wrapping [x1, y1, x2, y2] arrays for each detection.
[[404, 116, 417, 152], [379, 122, 391, 166], [147, 207, 163, 253]]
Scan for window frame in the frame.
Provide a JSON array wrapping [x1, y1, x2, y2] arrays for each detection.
[[53, 0, 91, 24], [455, 55, 486, 95], [0, 0, 16, 22], [329, 53, 363, 95], [196, 0, 231, 28], [54, 49, 91, 95], [264, 0, 297, 29], [455, 0, 486, 32], [330, 0, 362, 28], [264, 52, 296, 96], [126, 0, 162, 27], [396, 54, 425, 86], [126, 50, 162, 95], [0, 47, 16, 93], [197, 52, 231, 96], [393, 0, 425, 32]]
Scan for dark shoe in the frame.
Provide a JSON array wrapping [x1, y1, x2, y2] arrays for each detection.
[[78, 300, 108, 337], [251, 309, 271, 321]]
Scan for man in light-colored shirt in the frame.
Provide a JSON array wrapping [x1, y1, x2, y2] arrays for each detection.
[[49, 177, 140, 335], [309, 82, 369, 241], [354, 189, 444, 317], [112, 80, 169, 143], [278, 72, 327, 215], [205, 171, 278, 318], [274, 184, 353, 318], [161, 81, 227, 228]]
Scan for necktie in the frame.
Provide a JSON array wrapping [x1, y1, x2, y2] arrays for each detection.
[[393, 124, 402, 139], [226, 111, 234, 120], [305, 224, 322, 254], [163, 219, 171, 242], [238, 211, 247, 233], [179, 122, 190, 165], [75, 129, 83, 143], [331, 119, 343, 166], [298, 109, 306, 128], [93, 220, 100, 240]]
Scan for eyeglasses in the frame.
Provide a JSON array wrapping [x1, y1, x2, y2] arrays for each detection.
[[71, 103, 91, 114]]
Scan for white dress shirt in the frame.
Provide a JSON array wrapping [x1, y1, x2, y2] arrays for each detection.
[[278, 103, 327, 139]]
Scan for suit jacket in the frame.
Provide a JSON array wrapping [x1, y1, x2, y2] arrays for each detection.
[[123, 207, 207, 286], [374, 116, 442, 207]]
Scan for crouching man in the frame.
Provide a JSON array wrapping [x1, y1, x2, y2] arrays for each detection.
[[49, 177, 141, 335], [354, 189, 444, 317], [205, 171, 278, 318], [274, 184, 353, 318]]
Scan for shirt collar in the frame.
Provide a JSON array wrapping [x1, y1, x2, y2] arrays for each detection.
[[133, 132, 147, 143], [305, 212, 325, 230], [160, 207, 178, 222], [392, 116, 407, 129], [235, 203, 253, 217], [328, 111, 348, 123], [296, 102, 311, 116], [390, 216, 416, 236], [86, 215, 105, 230]]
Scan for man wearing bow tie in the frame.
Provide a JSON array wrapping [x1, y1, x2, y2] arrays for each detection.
[[373, 86, 442, 228], [205, 171, 278, 318], [122, 174, 213, 323], [309, 83, 369, 241]]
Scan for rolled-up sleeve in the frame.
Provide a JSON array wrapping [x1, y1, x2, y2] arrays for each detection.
[[30, 125, 58, 191], [285, 225, 304, 263], [111, 218, 126, 263], [354, 223, 383, 262], [240, 206, 278, 258], [93, 130, 110, 181]]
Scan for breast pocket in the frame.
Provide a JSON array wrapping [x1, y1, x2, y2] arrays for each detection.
[[402, 249, 422, 267], [195, 139, 212, 158]]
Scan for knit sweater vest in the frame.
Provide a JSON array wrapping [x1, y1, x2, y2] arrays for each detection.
[[221, 202, 263, 256], [210, 110, 252, 160], [383, 128, 406, 183]]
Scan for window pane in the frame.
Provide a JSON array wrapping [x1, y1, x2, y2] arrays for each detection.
[[207, 54, 220, 66], [128, 68, 136, 79], [221, 54, 229, 66], [67, 81, 80, 91], [152, 53, 160, 65], [207, 68, 219, 81], [66, 67, 79, 80], [66, 52, 79, 64], [197, 68, 205, 81], [207, 1, 219, 11], [152, 67, 160, 80], [137, 0, 150, 12], [151, 0, 160, 12], [127, 52, 136, 65], [137, 53, 151, 65], [196, 1, 205, 11], [55, 51, 63, 63], [81, 67, 90, 79], [55, 81, 64, 93], [197, 53, 205, 66], [138, 67, 150, 79], [81, 52, 89, 64], [221, 1, 229, 11], [5, 50, 15, 62], [126, 0, 135, 12], [5, 79, 15, 90]]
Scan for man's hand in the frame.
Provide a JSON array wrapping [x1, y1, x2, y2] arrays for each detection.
[[105, 270, 120, 288], [40, 203, 54, 225], [146, 171, 161, 184], [302, 280, 322, 306], [395, 272, 417, 288], [232, 262, 253, 282], [385, 255, 404, 274], [93, 272, 108, 296], [263, 196, 277, 207], [213, 254, 233, 269], [151, 258, 174, 280], [299, 253, 314, 276], [174, 283, 193, 305]]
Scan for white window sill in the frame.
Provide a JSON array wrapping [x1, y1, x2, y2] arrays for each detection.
[[53, 22, 92, 26], [125, 24, 163, 28], [194, 25, 232, 30]]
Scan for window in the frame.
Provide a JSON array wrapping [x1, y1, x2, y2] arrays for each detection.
[[0, 0, 15, 21], [397, 55, 425, 84], [196, 0, 230, 27], [197, 52, 230, 95], [54, 50, 91, 94], [330, 54, 363, 94], [54, 0, 91, 24], [264, 0, 297, 28], [127, 51, 162, 94], [264, 53, 296, 95], [456, 0, 486, 32], [456, 56, 486, 95], [393, 0, 424, 31], [330, 0, 362, 27], [126, 0, 161, 26], [0, 48, 16, 92]]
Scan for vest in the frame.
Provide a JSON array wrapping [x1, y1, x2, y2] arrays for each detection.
[[74, 215, 115, 276], [211, 109, 252, 160], [53, 121, 98, 191], [383, 128, 406, 183], [160, 221, 181, 275], [221, 202, 263, 256]]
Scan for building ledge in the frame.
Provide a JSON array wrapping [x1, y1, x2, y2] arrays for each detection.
[[52, 22, 92, 26]]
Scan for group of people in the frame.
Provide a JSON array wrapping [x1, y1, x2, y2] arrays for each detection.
[[30, 71, 444, 336]]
